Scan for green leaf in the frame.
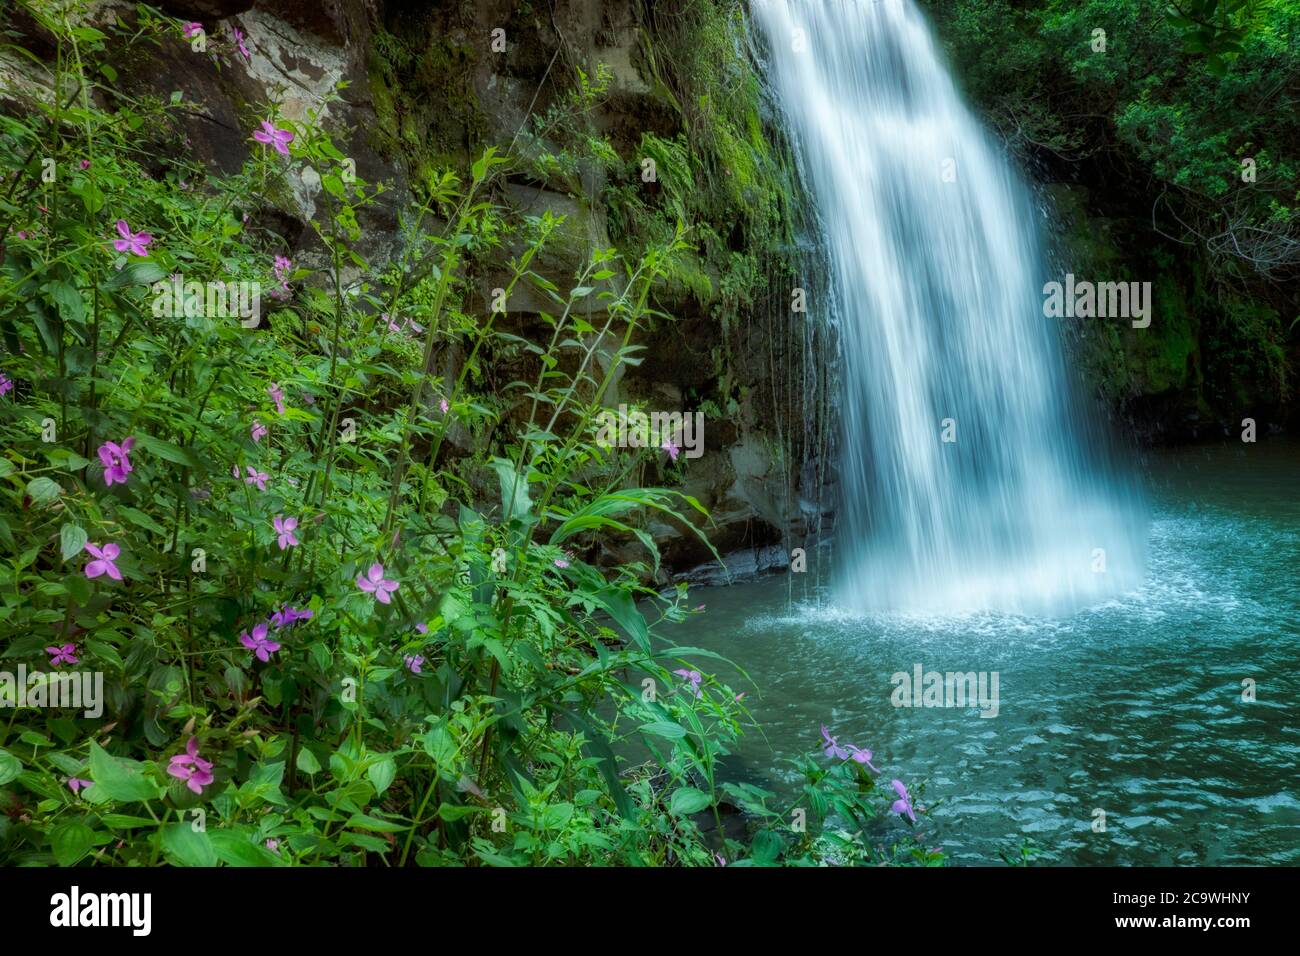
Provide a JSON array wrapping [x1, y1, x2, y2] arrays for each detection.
[[542, 802, 575, 829], [59, 523, 88, 561], [638, 721, 686, 740], [88, 741, 160, 802], [421, 723, 456, 766], [105, 261, 167, 289], [50, 820, 94, 865], [488, 457, 533, 523], [25, 477, 62, 506], [209, 829, 281, 866], [133, 434, 201, 468], [99, 814, 158, 829], [669, 787, 712, 816], [437, 803, 483, 822], [248, 760, 285, 790], [343, 832, 390, 853], [295, 747, 321, 775], [161, 823, 217, 867], [119, 507, 166, 536], [0, 748, 22, 785], [346, 813, 406, 832], [47, 280, 86, 324], [590, 588, 650, 651], [367, 756, 396, 796], [471, 146, 506, 184], [751, 829, 784, 864]]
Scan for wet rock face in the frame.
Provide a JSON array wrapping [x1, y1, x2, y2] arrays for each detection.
[[82, 1, 404, 261]]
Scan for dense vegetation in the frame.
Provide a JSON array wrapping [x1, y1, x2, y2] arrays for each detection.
[[0, 3, 937, 867], [924, 0, 1298, 431]]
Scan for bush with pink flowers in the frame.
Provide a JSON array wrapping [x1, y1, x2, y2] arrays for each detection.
[[0, 5, 937, 868]]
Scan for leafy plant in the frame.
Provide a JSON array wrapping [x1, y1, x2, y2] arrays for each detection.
[[0, 1, 936, 868]]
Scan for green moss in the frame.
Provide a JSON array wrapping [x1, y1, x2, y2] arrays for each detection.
[[602, 0, 797, 328], [1134, 275, 1198, 393], [365, 24, 487, 189], [1213, 296, 1289, 404]]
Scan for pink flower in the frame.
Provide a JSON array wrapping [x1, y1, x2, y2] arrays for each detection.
[[661, 435, 681, 461], [820, 723, 848, 761], [251, 420, 268, 443], [79, 159, 90, 170], [356, 562, 399, 604], [265, 838, 280, 853], [271, 604, 313, 628], [167, 737, 215, 795], [97, 436, 135, 486], [267, 383, 286, 415], [231, 25, 251, 61], [404, 654, 424, 674], [182, 22, 203, 38], [112, 219, 152, 256], [273, 515, 299, 550], [67, 777, 93, 794], [414, 622, 429, 635], [83, 541, 122, 581], [890, 779, 917, 823], [45, 643, 78, 666], [251, 120, 293, 156], [553, 556, 570, 569], [244, 466, 269, 491], [845, 745, 880, 773], [240, 621, 281, 662], [673, 668, 703, 698], [0, 373, 13, 397], [439, 397, 450, 414]]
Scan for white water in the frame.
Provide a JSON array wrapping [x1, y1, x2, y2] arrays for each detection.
[[754, 0, 1147, 613]]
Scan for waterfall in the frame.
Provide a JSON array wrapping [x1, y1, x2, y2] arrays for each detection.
[[754, 0, 1147, 614]]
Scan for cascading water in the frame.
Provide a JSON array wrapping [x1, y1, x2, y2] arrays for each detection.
[[754, 0, 1147, 614]]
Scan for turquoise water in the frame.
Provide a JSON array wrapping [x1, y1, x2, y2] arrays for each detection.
[[671, 440, 1300, 865]]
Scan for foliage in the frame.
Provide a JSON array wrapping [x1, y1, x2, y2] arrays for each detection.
[[929, 0, 1300, 277], [0, 3, 936, 867], [925, 0, 1298, 416]]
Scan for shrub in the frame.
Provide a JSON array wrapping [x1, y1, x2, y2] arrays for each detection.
[[0, 3, 936, 867]]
